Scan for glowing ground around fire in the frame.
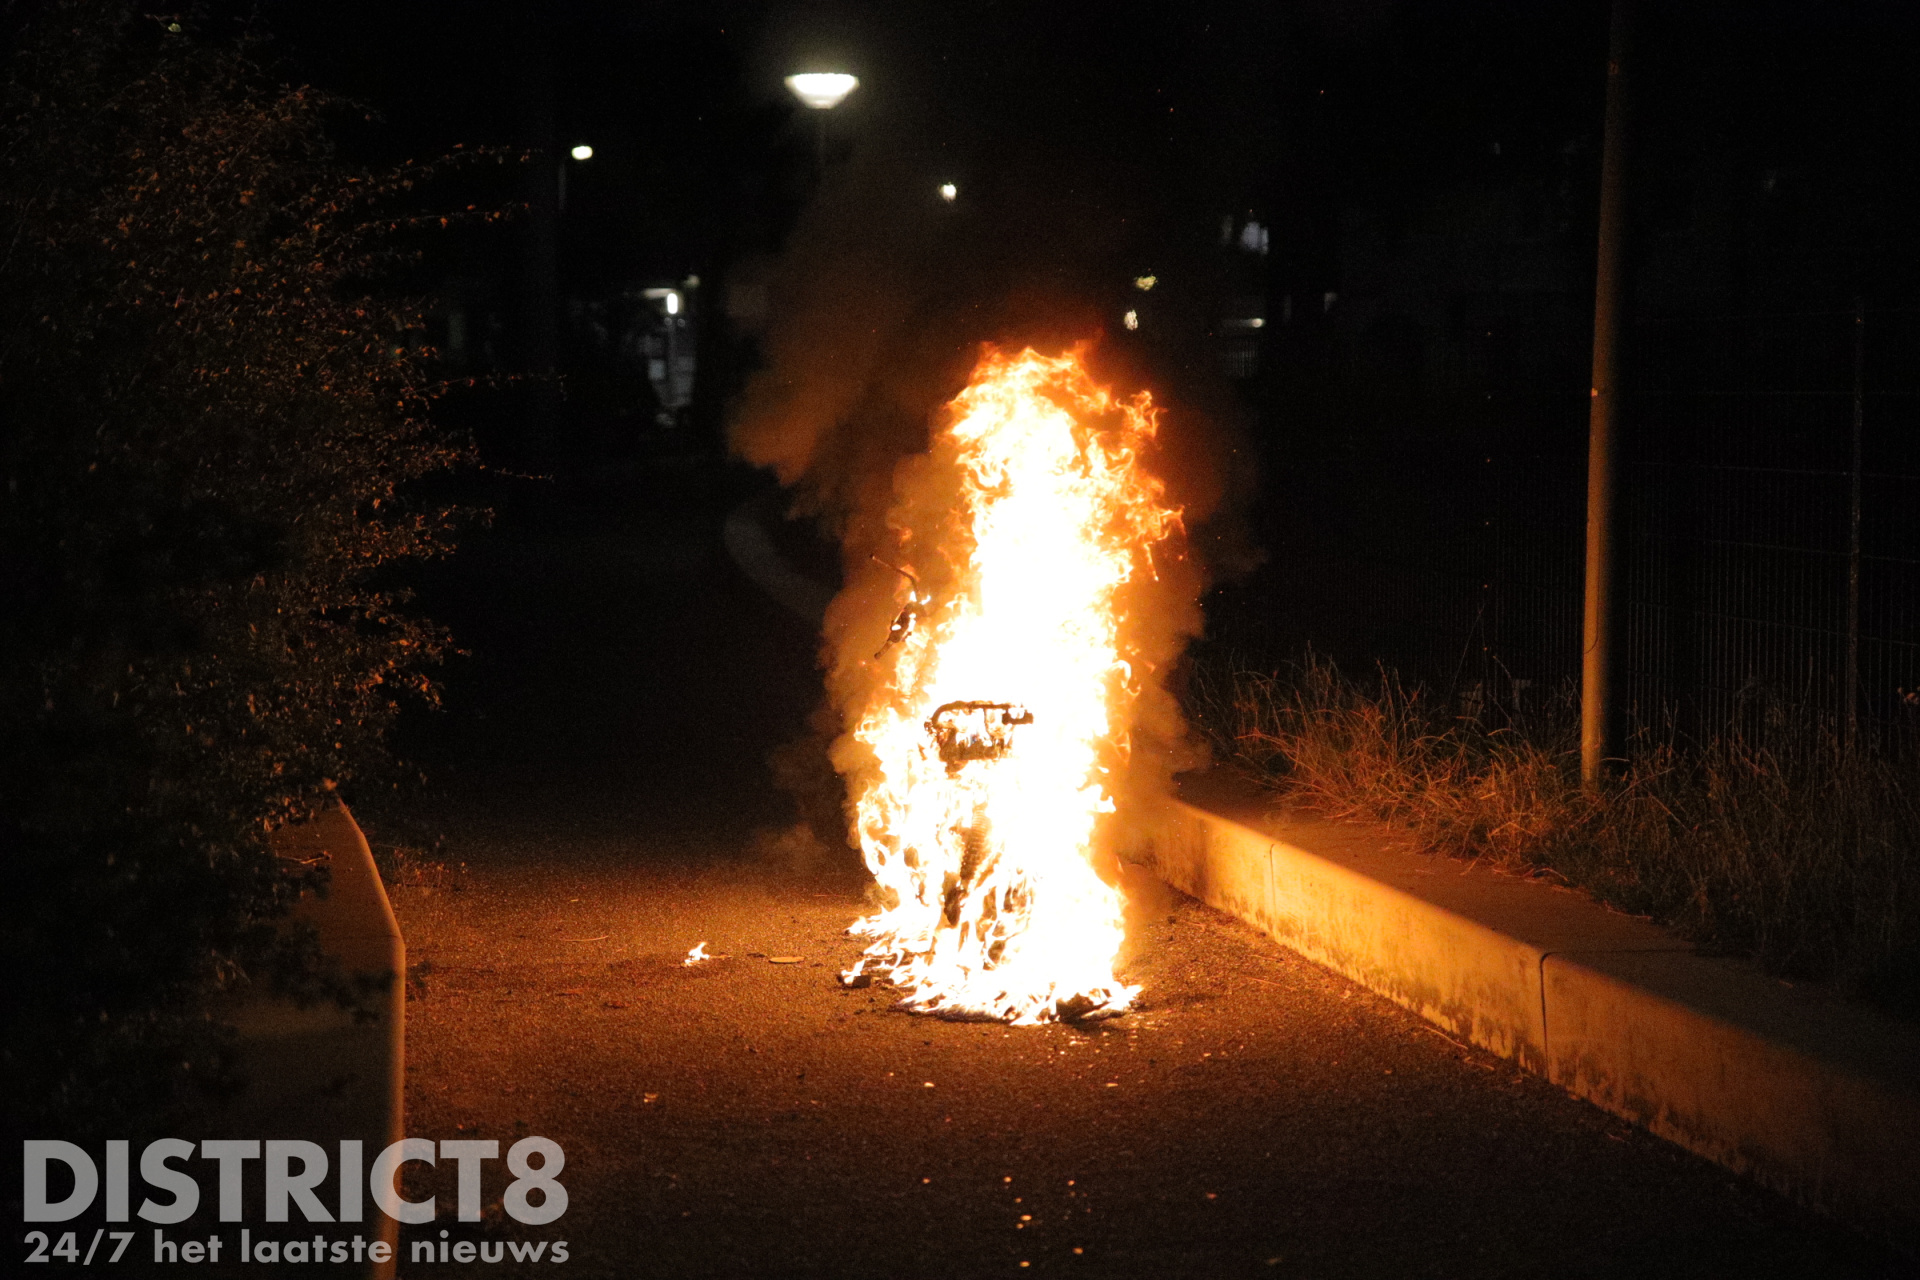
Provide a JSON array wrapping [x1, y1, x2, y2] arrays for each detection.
[[377, 452, 1893, 1280]]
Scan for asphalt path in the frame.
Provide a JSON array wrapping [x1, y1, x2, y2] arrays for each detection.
[[369, 459, 1901, 1279]]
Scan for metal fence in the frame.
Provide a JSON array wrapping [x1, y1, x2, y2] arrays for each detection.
[[1425, 307, 1920, 744]]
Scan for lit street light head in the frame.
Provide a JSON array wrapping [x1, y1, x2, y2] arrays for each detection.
[[785, 72, 859, 110], [939, 182, 958, 202], [570, 144, 593, 161]]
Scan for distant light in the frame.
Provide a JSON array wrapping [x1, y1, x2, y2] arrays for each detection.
[[643, 287, 683, 316], [1133, 274, 1157, 292], [1123, 309, 1140, 331], [939, 182, 958, 202], [570, 144, 594, 161], [665, 292, 680, 315], [785, 73, 859, 110]]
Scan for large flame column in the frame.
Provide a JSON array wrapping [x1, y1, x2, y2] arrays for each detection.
[[840, 347, 1182, 1024]]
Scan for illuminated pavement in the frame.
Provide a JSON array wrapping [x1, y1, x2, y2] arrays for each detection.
[[372, 463, 1902, 1278]]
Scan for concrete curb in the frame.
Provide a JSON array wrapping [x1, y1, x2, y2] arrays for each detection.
[[216, 802, 404, 1278], [1130, 773, 1920, 1252]]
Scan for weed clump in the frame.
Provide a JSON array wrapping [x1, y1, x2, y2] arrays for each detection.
[[1193, 656, 1920, 1015]]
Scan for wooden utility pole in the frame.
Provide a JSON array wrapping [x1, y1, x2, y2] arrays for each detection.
[[1582, 0, 1633, 787]]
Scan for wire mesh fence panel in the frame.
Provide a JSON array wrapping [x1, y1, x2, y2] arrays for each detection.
[[1263, 307, 1920, 750], [1619, 308, 1920, 742], [1238, 302, 1920, 753], [1482, 433, 1586, 714]]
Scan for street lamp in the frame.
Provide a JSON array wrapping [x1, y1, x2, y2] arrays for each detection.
[[785, 72, 858, 168], [569, 144, 594, 161], [784, 72, 858, 110]]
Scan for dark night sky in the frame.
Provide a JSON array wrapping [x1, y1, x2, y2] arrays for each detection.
[[229, 0, 1920, 507], [246, 3, 1577, 263], [246, 1, 1920, 299]]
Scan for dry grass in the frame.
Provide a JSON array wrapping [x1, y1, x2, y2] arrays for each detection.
[[1189, 655, 1920, 1015]]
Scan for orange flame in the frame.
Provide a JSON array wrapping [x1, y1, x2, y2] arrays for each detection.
[[842, 346, 1182, 1023]]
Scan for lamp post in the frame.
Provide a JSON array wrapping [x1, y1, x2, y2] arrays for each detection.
[[784, 72, 858, 169], [1581, 0, 1632, 788], [559, 143, 591, 212]]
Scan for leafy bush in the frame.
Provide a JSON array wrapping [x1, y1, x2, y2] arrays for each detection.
[[1194, 655, 1920, 1014], [1, 3, 468, 1133]]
